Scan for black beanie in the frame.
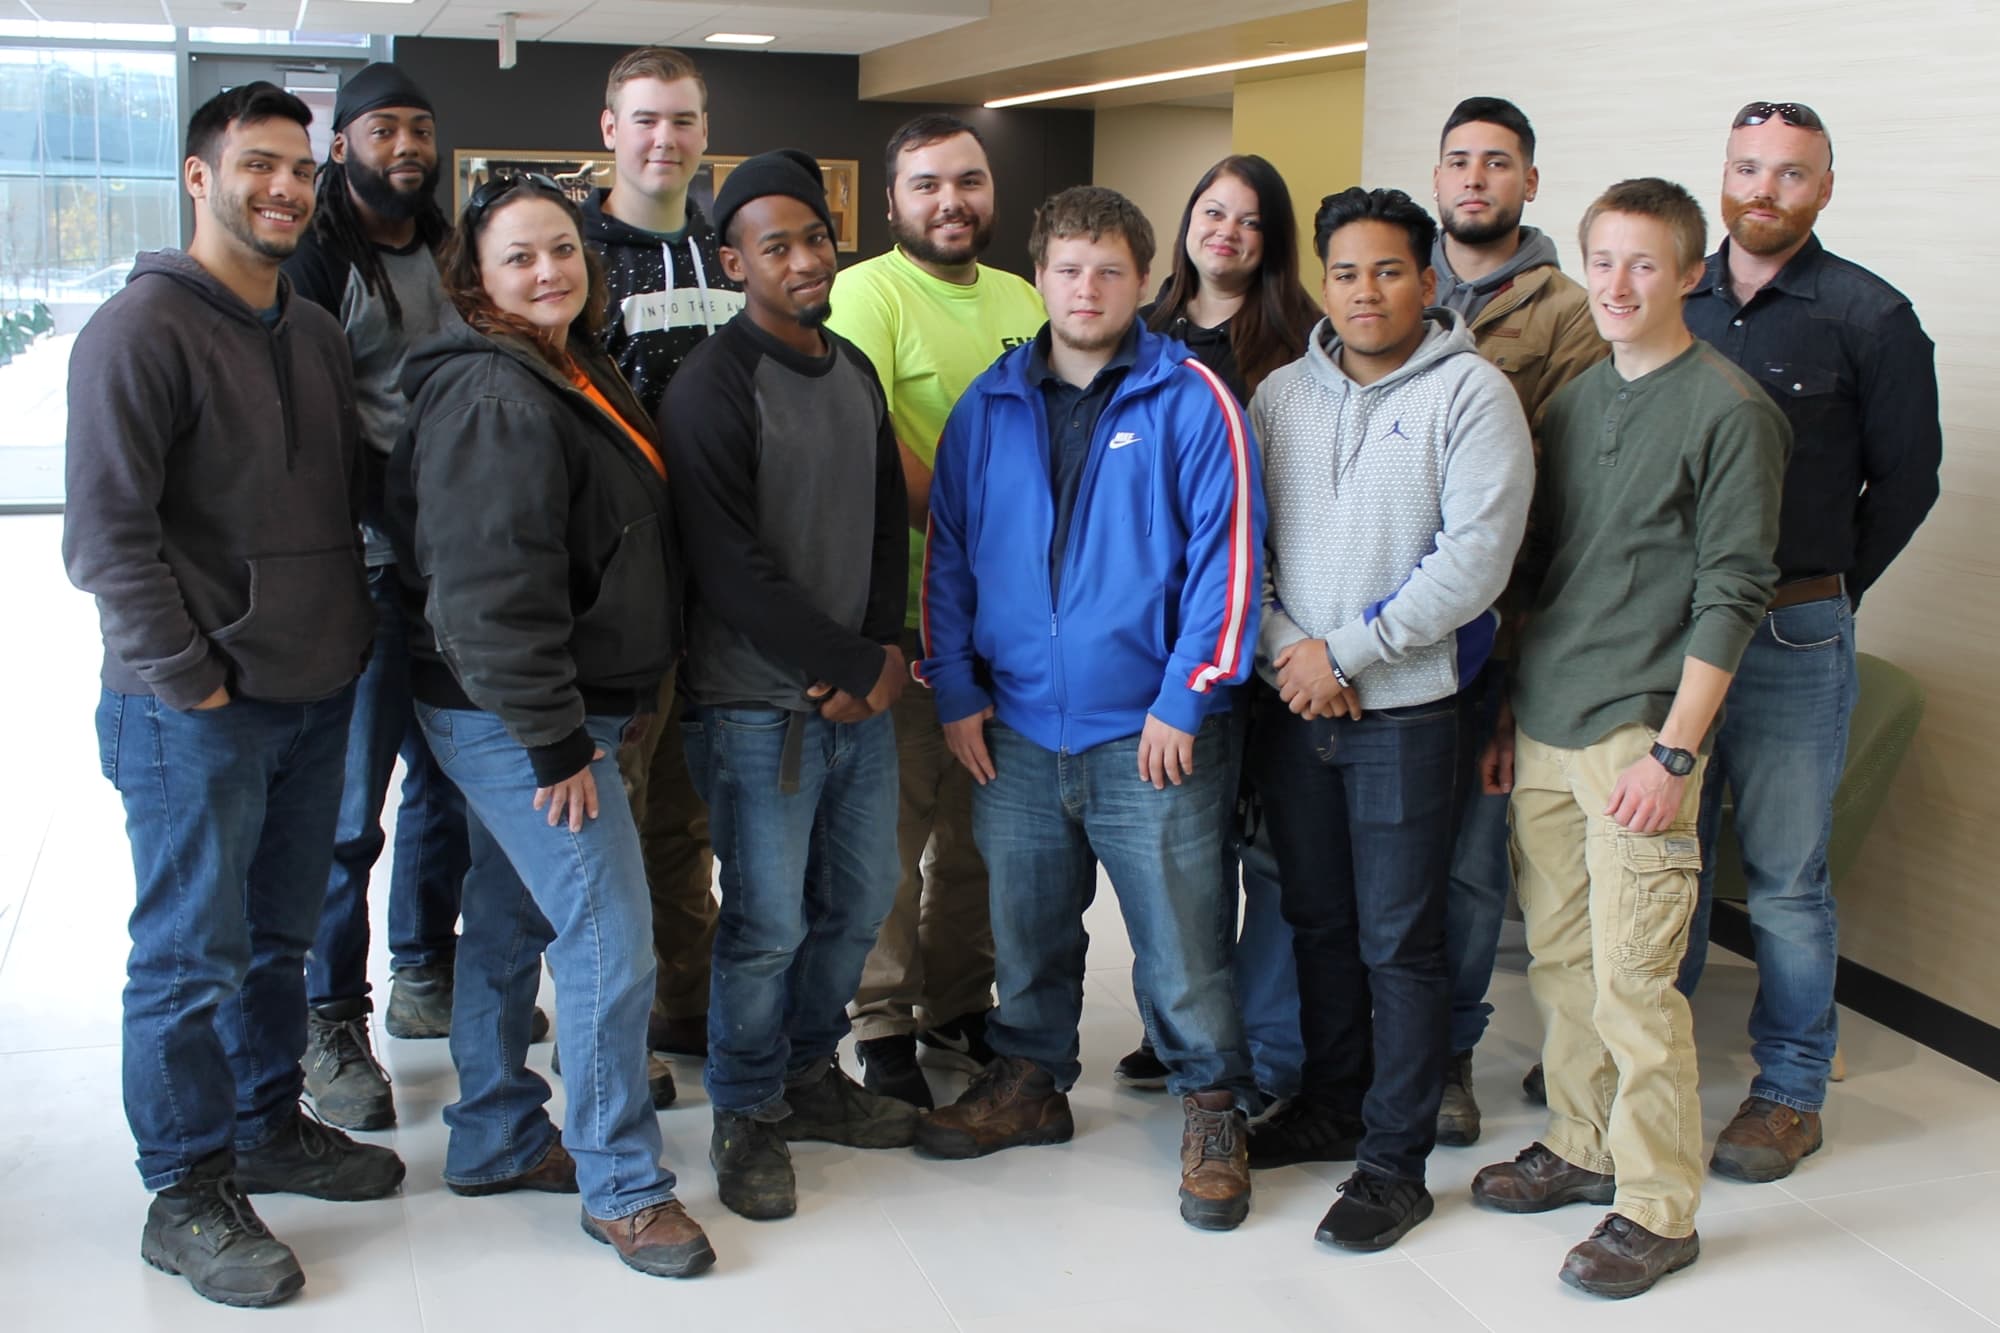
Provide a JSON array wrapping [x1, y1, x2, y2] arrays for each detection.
[[333, 62, 434, 134], [712, 149, 834, 248]]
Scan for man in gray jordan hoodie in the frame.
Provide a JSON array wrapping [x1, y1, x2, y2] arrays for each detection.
[[1241, 187, 1532, 1255]]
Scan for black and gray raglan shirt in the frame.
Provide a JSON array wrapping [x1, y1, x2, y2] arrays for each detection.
[[659, 311, 907, 711]]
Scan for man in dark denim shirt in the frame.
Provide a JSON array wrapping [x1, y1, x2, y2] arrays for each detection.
[[1682, 101, 1942, 1184]]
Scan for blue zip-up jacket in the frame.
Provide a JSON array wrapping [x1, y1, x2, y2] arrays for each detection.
[[918, 323, 1265, 755]]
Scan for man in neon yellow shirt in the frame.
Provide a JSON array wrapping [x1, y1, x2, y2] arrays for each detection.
[[829, 114, 1047, 1108]]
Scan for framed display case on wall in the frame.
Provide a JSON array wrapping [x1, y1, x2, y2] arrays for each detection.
[[454, 151, 862, 252]]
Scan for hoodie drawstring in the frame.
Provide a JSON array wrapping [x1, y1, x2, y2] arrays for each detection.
[[662, 240, 717, 337]]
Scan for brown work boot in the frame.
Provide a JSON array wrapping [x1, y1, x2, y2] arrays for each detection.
[[1471, 1142, 1617, 1213], [1710, 1096, 1823, 1183], [1178, 1090, 1250, 1231], [448, 1138, 579, 1198], [1559, 1212, 1699, 1298], [580, 1200, 717, 1278], [915, 1055, 1074, 1159]]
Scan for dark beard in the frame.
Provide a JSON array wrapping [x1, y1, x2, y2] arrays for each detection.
[[1722, 194, 1817, 257], [215, 187, 300, 261], [796, 301, 832, 329], [1441, 200, 1523, 246], [346, 157, 440, 222], [890, 208, 993, 268]]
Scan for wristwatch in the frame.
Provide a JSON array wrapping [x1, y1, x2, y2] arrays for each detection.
[[1650, 742, 1696, 777], [1323, 643, 1352, 689]]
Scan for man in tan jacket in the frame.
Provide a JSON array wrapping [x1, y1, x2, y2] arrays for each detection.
[[1427, 96, 1605, 1148]]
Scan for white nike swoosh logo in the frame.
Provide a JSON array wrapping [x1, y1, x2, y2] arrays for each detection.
[[1108, 432, 1141, 449], [927, 1029, 971, 1053]]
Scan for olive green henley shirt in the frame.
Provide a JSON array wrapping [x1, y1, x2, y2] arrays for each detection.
[[1513, 338, 1790, 751]]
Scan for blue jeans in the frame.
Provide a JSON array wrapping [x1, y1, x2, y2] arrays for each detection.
[[1446, 665, 1514, 1055], [99, 685, 355, 1191], [416, 706, 675, 1220], [682, 706, 901, 1115], [308, 565, 467, 1006], [1252, 684, 1457, 1184], [1134, 700, 1303, 1097], [977, 716, 1254, 1100], [1679, 596, 1856, 1112]]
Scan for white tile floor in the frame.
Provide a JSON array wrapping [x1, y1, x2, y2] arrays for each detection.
[[3, 510, 1996, 1330]]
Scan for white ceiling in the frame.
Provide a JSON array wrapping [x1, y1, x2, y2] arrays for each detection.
[[9, 0, 988, 51]]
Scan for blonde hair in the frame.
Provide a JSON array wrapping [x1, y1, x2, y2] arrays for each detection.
[[1578, 177, 1707, 273], [604, 47, 706, 113]]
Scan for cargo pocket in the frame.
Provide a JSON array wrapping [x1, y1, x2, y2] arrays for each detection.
[[211, 548, 371, 702], [1611, 831, 1701, 977]]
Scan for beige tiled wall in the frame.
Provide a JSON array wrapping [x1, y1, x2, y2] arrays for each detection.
[[1360, 0, 2000, 1026]]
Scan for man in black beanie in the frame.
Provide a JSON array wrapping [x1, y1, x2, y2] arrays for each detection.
[[282, 61, 494, 1133], [659, 149, 916, 1221]]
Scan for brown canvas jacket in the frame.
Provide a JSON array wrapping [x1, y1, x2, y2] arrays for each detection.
[[1466, 263, 1606, 446]]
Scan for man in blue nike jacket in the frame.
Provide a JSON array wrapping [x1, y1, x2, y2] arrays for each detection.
[[912, 186, 1267, 1233]]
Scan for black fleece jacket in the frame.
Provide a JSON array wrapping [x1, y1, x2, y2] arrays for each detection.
[[387, 307, 681, 784]]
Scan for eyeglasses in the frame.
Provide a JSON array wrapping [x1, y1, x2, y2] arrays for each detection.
[[462, 170, 563, 229], [1732, 101, 1825, 132]]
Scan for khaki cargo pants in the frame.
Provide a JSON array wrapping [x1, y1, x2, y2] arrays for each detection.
[[1510, 722, 1705, 1239]]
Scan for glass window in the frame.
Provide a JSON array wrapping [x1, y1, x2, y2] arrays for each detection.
[[187, 28, 372, 47], [0, 46, 177, 508]]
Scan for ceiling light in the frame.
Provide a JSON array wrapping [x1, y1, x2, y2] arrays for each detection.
[[705, 32, 776, 45], [984, 41, 1367, 108]]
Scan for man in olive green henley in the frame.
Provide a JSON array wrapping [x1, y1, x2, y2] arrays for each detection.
[[1471, 178, 1787, 1301]]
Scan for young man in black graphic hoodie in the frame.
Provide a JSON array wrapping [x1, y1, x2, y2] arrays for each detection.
[[580, 45, 746, 1064]]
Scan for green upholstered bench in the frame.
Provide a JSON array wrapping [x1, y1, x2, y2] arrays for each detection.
[[1709, 651, 1927, 903]]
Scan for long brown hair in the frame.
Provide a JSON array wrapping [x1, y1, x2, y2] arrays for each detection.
[[1147, 154, 1321, 397], [439, 179, 610, 367]]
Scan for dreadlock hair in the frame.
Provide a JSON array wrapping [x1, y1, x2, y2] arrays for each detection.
[[309, 157, 450, 329]]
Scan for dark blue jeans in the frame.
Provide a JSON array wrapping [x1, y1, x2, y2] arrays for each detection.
[[683, 706, 901, 1116], [99, 685, 355, 1191], [1252, 684, 1456, 1184], [1679, 596, 1857, 1112], [977, 715, 1254, 1100], [307, 565, 467, 1007], [417, 705, 677, 1220], [1134, 699, 1302, 1098], [1445, 664, 1513, 1056]]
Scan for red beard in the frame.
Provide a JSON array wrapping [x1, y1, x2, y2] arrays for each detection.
[[1722, 193, 1819, 256]]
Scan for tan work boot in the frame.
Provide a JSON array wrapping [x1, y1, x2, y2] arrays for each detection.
[[1178, 1090, 1251, 1231], [580, 1200, 716, 1278], [915, 1055, 1074, 1159], [1710, 1096, 1823, 1183]]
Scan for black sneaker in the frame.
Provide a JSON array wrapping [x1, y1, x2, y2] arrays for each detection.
[[1247, 1097, 1365, 1169], [384, 964, 453, 1039], [780, 1057, 921, 1147], [234, 1107, 407, 1201], [857, 1034, 934, 1109], [1437, 1049, 1481, 1147], [1114, 1039, 1170, 1091], [711, 1109, 796, 1220], [141, 1154, 303, 1308], [1314, 1169, 1435, 1251], [1523, 1062, 1546, 1106], [303, 1000, 394, 1131], [916, 1009, 996, 1073]]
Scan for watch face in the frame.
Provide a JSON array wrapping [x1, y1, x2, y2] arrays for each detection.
[[1654, 744, 1694, 776]]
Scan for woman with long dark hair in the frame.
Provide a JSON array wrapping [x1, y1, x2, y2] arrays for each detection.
[[387, 173, 713, 1278], [1144, 153, 1323, 401], [1120, 154, 1320, 1108]]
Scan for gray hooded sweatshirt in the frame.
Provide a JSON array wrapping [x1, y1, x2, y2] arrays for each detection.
[[1250, 308, 1533, 709], [1431, 225, 1562, 324]]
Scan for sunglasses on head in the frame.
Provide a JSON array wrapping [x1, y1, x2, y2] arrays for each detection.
[[1732, 101, 1825, 132], [463, 170, 564, 228]]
